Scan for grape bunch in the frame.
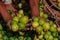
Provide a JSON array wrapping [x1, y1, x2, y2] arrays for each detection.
[[10, 0, 30, 32], [32, 0, 60, 40], [0, 0, 60, 40]]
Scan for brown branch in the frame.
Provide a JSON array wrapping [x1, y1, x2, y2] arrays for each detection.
[[29, 0, 40, 17]]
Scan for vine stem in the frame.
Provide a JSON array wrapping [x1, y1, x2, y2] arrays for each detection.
[[43, 0, 60, 26], [29, 0, 40, 17]]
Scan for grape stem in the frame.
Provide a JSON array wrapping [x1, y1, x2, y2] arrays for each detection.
[[43, 0, 60, 26]]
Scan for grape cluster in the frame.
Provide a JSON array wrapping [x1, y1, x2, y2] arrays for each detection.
[[0, 0, 60, 40]]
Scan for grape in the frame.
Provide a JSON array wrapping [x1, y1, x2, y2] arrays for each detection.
[[18, 3, 22, 8], [43, 22, 50, 30], [43, 14, 48, 19], [11, 24, 19, 32], [33, 16, 39, 22], [58, 3, 60, 8], [18, 10, 24, 15], [3, 36, 9, 40], [57, 27, 60, 32], [32, 22, 39, 28], [39, 19, 45, 25], [24, 37, 32, 40], [18, 23, 25, 29], [57, 0, 60, 3], [48, 20, 53, 25], [18, 36, 24, 40], [10, 37, 15, 40], [19, 16, 29, 24], [13, 16, 19, 22], [0, 24, 3, 31], [36, 26, 43, 32]]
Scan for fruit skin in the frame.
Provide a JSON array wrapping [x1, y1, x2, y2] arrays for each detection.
[[46, 31, 51, 35], [17, 14, 22, 18], [40, 8, 43, 12], [33, 16, 39, 22], [57, 27, 60, 32], [54, 38, 58, 40], [13, 16, 19, 22], [43, 22, 50, 30], [44, 34, 49, 39], [0, 33, 2, 39], [0, 39, 3, 40], [34, 35, 37, 40], [19, 16, 29, 24], [11, 24, 19, 32], [48, 35, 53, 40], [50, 27, 56, 32], [52, 24, 57, 28], [51, 32, 56, 37], [10, 37, 15, 40], [18, 23, 25, 29], [57, 0, 60, 3], [18, 3, 22, 8], [40, 0, 43, 8], [36, 26, 43, 32], [41, 31, 45, 35], [3, 36, 9, 40], [10, 20, 18, 25], [39, 19, 45, 25], [41, 39, 45, 40], [44, 32, 51, 39], [58, 3, 60, 8], [58, 36, 60, 40], [48, 20, 53, 25], [19, 31, 24, 35], [32, 22, 39, 28], [38, 34, 43, 39], [40, 8, 44, 17], [1, 31, 5, 36], [18, 10, 24, 15], [0, 24, 3, 30], [17, 10, 24, 18], [15, 38, 18, 40], [43, 14, 48, 18], [40, 12, 44, 17], [18, 36, 24, 40], [24, 37, 32, 40], [34, 38, 39, 40], [50, 24, 57, 32]]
